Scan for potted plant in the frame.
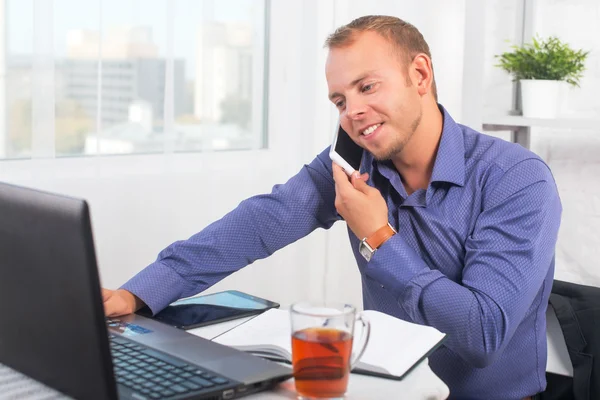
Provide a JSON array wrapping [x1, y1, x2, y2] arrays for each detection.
[[495, 36, 588, 118]]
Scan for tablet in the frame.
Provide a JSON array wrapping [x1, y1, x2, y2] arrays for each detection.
[[136, 290, 280, 330]]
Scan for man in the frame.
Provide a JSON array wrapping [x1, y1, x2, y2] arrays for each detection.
[[103, 16, 561, 400]]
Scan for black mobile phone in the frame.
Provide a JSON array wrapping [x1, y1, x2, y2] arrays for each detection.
[[329, 122, 364, 176], [136, 290, 280, 330]]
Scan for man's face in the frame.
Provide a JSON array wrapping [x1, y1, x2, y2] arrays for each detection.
[[326, 31, 423, 161]]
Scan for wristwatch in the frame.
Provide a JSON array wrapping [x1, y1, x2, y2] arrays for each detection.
[[358, 223, 397, 262]]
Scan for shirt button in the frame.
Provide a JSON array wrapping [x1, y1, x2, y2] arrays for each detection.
[[380, 284, 385, 289]]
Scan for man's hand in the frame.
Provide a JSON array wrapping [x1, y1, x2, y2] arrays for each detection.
[[332, 163, 389, 239], [102, 288, 145, 317]]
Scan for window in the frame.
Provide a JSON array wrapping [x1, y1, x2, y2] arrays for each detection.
[[1, 0, 268, 159]]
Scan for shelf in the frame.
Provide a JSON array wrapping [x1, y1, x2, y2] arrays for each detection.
[[482, 115, 600, 131]]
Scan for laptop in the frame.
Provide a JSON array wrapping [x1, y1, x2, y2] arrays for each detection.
[[0, 182, 292, 400]]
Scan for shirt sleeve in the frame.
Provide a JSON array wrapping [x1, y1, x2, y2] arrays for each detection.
[[121, 148, 339, 314], [363, 158, 562, 368]]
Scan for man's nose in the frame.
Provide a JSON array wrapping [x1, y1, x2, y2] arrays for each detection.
[[346, 98, 366, 120]]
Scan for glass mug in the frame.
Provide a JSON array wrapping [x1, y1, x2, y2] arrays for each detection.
[[290, 302, 371, 400]]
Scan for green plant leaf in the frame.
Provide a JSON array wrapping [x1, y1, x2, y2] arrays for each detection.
[[494, 35, 589, 87]]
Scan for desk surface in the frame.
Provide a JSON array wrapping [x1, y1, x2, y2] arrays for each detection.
[[0, 359, 449, 400], [0, 314, 450, 400], [0, 306, 571, 400], [189, 315, 450, 400], [248, 360, 448, 399]]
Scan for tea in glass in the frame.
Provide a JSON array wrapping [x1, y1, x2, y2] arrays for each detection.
[[290, 302, 370, 400]]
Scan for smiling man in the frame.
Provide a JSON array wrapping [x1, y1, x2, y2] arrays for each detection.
[[103, 16, 562, 400]]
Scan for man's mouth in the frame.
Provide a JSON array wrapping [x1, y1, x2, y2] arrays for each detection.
[[361, 123, 382, 136]]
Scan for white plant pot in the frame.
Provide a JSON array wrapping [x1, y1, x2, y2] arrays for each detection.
[[520, 79, 563, 119]]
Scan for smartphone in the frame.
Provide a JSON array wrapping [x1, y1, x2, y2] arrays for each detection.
[[136, 290, 280, 330], [329, 121, 364, 176]]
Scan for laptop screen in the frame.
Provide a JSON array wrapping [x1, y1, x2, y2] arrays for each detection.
[[0, 182, 118, 400]]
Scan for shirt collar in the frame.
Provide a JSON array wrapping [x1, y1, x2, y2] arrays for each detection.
[[429, 104, 465, 187]]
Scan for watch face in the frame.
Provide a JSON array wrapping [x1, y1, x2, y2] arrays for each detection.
[[359, 241, 373, 262]]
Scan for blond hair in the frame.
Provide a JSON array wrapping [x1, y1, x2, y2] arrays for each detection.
[[324, 15, 437, 100]]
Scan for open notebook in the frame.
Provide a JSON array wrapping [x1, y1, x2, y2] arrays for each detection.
[[213, 308, 446, 380]]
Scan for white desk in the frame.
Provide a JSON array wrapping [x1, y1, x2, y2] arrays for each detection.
[[0, 306, 571, 399], [187, 305, 574, 397], [0, 315, 450, 399], [247, 360, 448, 400], [0, 359, 448, 400], [188, 316, 450, 400], [0, 316, 449, 400], [0, 363, 69, 400]]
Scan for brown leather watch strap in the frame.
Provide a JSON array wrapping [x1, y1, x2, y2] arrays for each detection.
[[365, 223, 397, 250]]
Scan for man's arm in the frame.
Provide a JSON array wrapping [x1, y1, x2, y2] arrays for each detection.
[[361, 158, 562, 367], [117, 149, 339, 315]]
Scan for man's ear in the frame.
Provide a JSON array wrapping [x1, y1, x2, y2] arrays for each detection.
[[410, 54, 433, 97]]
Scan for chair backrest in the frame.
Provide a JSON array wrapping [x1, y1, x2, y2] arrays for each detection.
[[547, 279, 600, 400]]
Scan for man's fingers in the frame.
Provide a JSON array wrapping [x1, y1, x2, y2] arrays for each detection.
[[102, 288, 113, 302], [351, 171, 373, 194], [331, 163, 347, 182], [103, 298, 117, 317], [332, 163, 353, 193], [102, 289, 126, 317], [102, 288, 116, 316]]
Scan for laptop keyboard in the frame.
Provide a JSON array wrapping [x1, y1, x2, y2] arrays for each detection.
[[109, 334, 232, 399]]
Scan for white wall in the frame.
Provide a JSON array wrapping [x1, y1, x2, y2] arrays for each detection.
[[532, 0, 600, 287], [482, 0, 600, 287]]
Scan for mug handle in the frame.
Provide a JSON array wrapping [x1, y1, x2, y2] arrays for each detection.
[[349, 312, 371, 370]]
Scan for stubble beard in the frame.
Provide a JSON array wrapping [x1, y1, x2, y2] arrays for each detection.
[[372, 108, 423, 161]]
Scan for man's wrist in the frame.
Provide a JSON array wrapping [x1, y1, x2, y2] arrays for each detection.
[[359, 223, 397, 262], [365, 223, 397, 250], [117, 289, 145, 312]]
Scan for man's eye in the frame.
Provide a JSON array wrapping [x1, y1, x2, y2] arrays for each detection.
[[336, 100, 345, 108], [361, 84, 373, 93]]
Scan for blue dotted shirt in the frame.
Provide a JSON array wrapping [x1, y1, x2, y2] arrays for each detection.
[[123, 106, 562, 399]]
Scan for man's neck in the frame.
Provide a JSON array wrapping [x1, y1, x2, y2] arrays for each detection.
[[391, 103, 443, 195]]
